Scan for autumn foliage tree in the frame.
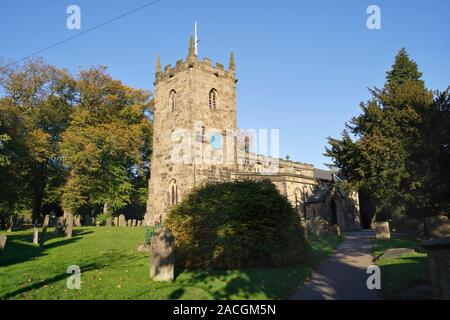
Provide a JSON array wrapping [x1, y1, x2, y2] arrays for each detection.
[[60, 66, 152, 216], [0, 59, 152, 227]]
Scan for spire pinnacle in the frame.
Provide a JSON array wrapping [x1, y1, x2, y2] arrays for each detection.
[[188, 35, 196, 57], [156, 55, 161, 74], [229, 52, 235, 71]]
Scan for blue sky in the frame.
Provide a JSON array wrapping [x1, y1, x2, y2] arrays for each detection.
[[1, 0, 449, 169]]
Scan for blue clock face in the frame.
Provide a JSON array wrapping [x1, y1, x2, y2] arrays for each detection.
[[210, 134, 222, 150]]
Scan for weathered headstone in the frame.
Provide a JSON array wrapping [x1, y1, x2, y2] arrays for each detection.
[[422, 238, 450, 299], [127, 220, 132, 227], [0, 235, 7, 251], [39, 215, 50, 248], [425, 216, 450, 239], [375, 221, 391, 240], [105, 218, 112, 227], [113, 217, 119, 227], [83, 214, 90, 226], [118, 215, 126, 227], [55, 217, 65, 235], [332, 224, 341, 237], [74, 215, 81, 227], [150, 227, 175, 282], [65, 213, 74, 238]]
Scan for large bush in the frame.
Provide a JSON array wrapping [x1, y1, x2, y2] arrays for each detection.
[[165, 180, 311, 269]]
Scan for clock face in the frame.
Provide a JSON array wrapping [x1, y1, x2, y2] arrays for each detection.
[[210, 134, 223, 150]]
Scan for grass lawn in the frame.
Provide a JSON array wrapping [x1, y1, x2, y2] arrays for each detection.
[[371, 236, 431, 299], [0, 227, 341, 300]]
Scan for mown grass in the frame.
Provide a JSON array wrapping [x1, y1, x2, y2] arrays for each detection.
[[0, 227, 341, 300], [371, 237, 430, 299]]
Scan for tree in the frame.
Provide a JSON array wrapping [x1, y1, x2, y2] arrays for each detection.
[[0, 59, 76, 224], [325, 48, 434, 222], [60, 66, 152, 216]]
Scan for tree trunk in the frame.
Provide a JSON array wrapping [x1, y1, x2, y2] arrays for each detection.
[[32, 223, 39, 245], [39, 215, 50, 248]]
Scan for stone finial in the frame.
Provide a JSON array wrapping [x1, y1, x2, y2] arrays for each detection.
[[188, 35, 196, 57], [156, 55, 161, 75], [187, 35, 197, 65], [229, 51, 235, 71]]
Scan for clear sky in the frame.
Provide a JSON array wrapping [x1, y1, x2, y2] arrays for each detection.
[[1, 0, 449, 169]]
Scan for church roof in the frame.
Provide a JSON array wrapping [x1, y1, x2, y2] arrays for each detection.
[[313, 168, 335, 181]]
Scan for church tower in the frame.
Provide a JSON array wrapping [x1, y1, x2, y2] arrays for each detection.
[[145, 36, 238, 225]]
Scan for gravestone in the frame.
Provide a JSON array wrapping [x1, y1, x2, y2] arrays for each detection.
[[132, 219, 137, 227], [381, 248, 416, 260], [83, 215, 90, 226], [425, 216, 450, 239], [39, 215, 50, 248], [105, 218, 112, 227], [127, 220, 132, 227], [55, 217, 65, 235], [73, 215, 81, 227], [150, 227, 174, 282], [0, 235, 7, 251], [113, 217, 119, 227], [375, 221, 391, 240], [65, 213, 74, 238], [422, 238, 450, 299], [118, 215, 126, 227], [332, 225, 341, 238]]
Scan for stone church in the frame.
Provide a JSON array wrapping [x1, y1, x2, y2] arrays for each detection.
[[144, 36, 360, 231]]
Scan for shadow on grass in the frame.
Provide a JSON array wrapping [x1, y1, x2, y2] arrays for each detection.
[[0, 250, 138, 300], [0, 229, 94, 268], [379, 254, 430, 299]]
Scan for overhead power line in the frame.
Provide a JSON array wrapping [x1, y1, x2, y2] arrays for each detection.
[[7, 0, 163, 67]]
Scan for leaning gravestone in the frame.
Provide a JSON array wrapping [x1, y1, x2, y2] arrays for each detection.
[[150, 227, 175, 282], [39, 215, 50, 248], [118, 215, 126, 227], [0, 235, 7, 251], [65, 213, 74, 238]]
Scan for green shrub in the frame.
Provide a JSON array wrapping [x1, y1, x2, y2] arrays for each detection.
[[165, 180, 311, 269], [96, 212, 112, 226]]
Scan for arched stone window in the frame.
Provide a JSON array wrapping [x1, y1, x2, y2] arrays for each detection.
[[209, 89, 218, 110], [169, 90, 177, 112], [169, 179, 178, 205]]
